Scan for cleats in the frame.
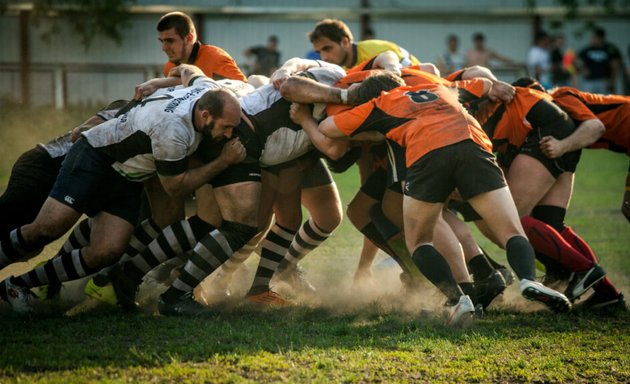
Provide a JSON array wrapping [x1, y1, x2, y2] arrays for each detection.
[[577, 292, 626, 313], [246, 289, 286, 306], [520, 279, 571, 313], [496, 267, 514, 286], [445, 295, 475, 327], [564, 264, 606, 301], [157, 292, 207, 316], [5, 278, 38, 313], [474, 270, 507, 310], [273, 265, 316, 294], [84, 277, 118, 306]]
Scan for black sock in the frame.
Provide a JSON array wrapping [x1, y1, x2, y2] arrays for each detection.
[[411, 244, 463, 303], [506, 236, 536, 281], [468, 254, 494, 280], [459, 282, 475, 298]]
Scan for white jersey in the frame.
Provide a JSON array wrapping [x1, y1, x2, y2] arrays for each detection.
[[38, 101, 126, 159], [83, 77, 220, 181], [239, 62, 345, 166]]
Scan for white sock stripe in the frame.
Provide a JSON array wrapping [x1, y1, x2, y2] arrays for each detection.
[[181, 221, 199, 248], [147, 241, 168, 263], [52, 257, 69, 281], [71, 249, 86, 277], [35, 265, 48, 284], [172, 278, 193, 292], [127, 236, 144, 252], [307, 218, 332, 237], [163, 227, 184, 254], [259, 258, 280, 270], [10, 229, 28, 255], [193, 242, 225, 269], [73, 226, 90, 248], [210, 229, 233, 256], [290, 242, 312, 255], [140, 219, 160, 238], [184, 261, 208, 281], [261, 241, 289, 257], [272, 225, 297, 241]]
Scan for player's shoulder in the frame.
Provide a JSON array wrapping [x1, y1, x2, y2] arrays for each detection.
[[199, 44, 233, 57]]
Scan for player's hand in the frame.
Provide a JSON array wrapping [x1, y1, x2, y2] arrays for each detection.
[[269, 68, 291, 89], [539, 136, 566, 159], [133, 80, 160, 100], [488, 80, 515, 103], [220, 137, 246, 165], [70, 126, 83, 142], [289, 102, 313, 125]]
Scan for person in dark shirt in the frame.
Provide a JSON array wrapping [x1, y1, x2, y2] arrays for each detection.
[[577, 27, 622, 93], [244, 35, 281, 77]]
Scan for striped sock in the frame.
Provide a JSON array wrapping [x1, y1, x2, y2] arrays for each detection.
[[281, 218, 332, 269], [0, 228, 42, 267], [250, 224, 296, 293], [14, 249, 99, 288]]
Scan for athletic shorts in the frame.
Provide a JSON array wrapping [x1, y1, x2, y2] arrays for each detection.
[[209, 160, 262, 188], [447, 199, 483, 222], [49, 138, 143, 224], [518, 99, 582, 178], [0, 146, 64, 232], [404, 140, 507, 203], [385, 140, 406, 187], [300, 158, 334, 189]]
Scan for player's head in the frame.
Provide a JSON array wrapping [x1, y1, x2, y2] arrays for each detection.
[[591, 27, 606, 46], [472, 32, 485, 49], [309, 19, 354, 67], [447, 34, 459, 51], [512, 77, 546, 92], [196, 89, 242, 141], [157, 12, 197, 64], [352, 71, 406, 105]]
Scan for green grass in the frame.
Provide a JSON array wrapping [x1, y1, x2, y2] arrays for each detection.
[[0, 105, 629, 383]]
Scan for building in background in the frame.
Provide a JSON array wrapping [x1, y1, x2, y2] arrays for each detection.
[[1, 0, 629, 107]]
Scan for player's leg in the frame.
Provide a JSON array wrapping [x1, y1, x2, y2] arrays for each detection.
[[623, 165, 630, 222]]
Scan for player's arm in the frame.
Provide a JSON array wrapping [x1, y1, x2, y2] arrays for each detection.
[[280, 75, 346, 105], [269, 57, 322, 88], [289, 102, 349, 160], [158, 138, 246, 197], [371, 51, 403, 75], [133, 77, 183, 100], [539, 118, 605, 158]]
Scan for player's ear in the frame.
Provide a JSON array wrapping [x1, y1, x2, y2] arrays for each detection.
[[340, 36, 351, 49], [185, 32, 195, 44]]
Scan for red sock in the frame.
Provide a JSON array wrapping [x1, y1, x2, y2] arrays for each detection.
[[561, 227, 620, 297], [521, 216, 593, 272]]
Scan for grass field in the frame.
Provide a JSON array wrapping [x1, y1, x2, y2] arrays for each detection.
[[0, 105, 629, 383]]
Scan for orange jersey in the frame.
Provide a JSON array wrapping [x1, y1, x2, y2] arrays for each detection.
[[332, 83, 492, 167], [474, 87, 552, 152], [327, 66, 486, 117], [551, 87, 630, 154], [163, 42, 246, 81]]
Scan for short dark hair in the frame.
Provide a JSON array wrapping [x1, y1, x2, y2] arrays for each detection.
[[268, 35, 278, 43], [309, 19, 353, 44], [157, 12, 196, 38], [512, 77, 545, 92], [197, 88, 235, 118], [472, 32, 485, 42], [594, 27, 606, 39], [355, 72, 405, 104]]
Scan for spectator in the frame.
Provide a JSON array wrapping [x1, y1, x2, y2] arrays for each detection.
[[526, 31, 552, 89], [466, 32, 515, 68], [244, 35, 281, 77], [577, 27, 622, 93], [549, 33, 575, 87], [436, 34, 465, 76]]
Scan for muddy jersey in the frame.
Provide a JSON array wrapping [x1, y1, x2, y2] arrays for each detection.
[[333, 82, 492, 167], [551, 86, 630, 154], [239, 63, 346, 166], [82, 77, 220, 181], [163, 42, 246, 82]]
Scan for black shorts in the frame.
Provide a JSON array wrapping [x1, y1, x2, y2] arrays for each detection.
[[518, 99, 582, 178], [0, 146, 63, 233], [49, 138, 143, 224], [404, 140, 507, 203], [301, 158, 334, 189], [209, 161, 262, 188], [385, 139, 406, 187]]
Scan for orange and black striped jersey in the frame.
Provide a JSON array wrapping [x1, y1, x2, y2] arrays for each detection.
[[473, 87, 552, 152], [551, 87, 630, 154], [332, 82, 493, 167], [163, 42, 246, 82]]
